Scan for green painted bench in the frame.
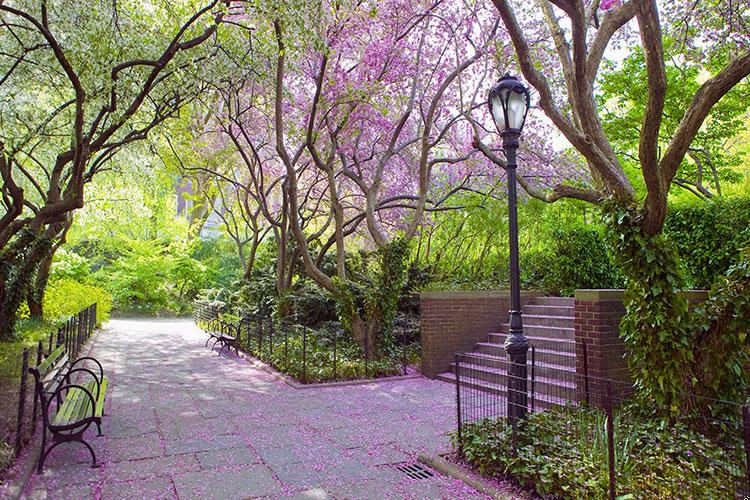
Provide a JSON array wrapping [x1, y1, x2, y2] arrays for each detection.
[[28, 344, 108, 473]]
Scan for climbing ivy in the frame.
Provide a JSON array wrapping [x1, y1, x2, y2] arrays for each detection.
[[603, 201, 750, 421], [334, 238, 410, 354], [690, 248, 750, 423], [603, 202, 693, 416]]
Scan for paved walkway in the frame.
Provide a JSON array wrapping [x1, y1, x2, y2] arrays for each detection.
[[23, 319, 487, 499]]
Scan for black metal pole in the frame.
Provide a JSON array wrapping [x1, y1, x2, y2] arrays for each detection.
[[530, 345, 536, 412], [455, 353, 463, 457], [15, 348, 29, 455], [606, 381, 616, 500], [743, 405, 750, 495], [502, 130, 529, 422]]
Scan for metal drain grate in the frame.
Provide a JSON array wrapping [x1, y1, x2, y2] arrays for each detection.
[[394, 463, 434, 480]]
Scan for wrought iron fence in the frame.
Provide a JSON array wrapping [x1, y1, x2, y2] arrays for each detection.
[[454, 346, 749, 498], [0, 303, 98, 469], [193, 301, 420, 384]]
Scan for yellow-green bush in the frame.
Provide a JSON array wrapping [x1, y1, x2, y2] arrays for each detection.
[[43, 279, 112, 326]]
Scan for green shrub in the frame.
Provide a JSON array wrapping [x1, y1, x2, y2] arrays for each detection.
[[666, 196, 750, 289], [50, 249, 91, 282], [0, 318, 57, 378], [516, 226, 623, 296], [455, 405, 742, 499], [44, 279, 112, 326]]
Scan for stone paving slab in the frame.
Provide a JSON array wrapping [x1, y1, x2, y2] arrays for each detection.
[[21, 318, 489, 499]]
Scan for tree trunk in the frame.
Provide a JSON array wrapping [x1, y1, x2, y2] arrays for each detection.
[[28, 252, 53, 319], [0, 230, 52, 340], [351, 315, 378, 357]]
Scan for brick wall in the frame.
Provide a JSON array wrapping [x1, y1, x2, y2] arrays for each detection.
[[573, 289, 708, 407], [420, 290, 540, 378]]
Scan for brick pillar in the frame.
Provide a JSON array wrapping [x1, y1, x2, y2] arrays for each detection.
[[420, 290, 540, 378], [574, 290, 629, 407], [574, 289, 708, 408]]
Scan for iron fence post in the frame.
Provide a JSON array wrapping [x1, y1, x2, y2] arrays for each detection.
[[455, 353, 463, 456], [605, 380, 616, 500], [269, 318, 274, 357], [743, 405, 750, 495], [259, 317, 264, 357], [15, 348, 30, 455], [32, 341, 42, 431], [77, 312, 83, 357], [530, 345, 536, 412], [583, 340, 590, 405], [302, 326, 308, 383]]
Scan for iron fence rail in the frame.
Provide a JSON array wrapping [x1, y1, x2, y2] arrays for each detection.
[[454, 346, 749, 498], [193, 301, 420, 384]]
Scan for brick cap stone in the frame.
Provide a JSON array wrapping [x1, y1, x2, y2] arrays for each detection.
[[574, 289, 708, 301], [420, 290, 542, 300]]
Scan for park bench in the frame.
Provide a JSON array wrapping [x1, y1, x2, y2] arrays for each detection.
[[204, 319, 240, 355], [28, 344, 108, 473]]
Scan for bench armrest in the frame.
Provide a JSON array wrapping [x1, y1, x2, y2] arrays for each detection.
[[65, 368, 101, 400], [69, 356, 104, 382]]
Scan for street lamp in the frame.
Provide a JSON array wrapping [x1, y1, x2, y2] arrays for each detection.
[[488, 74, 530, 422]]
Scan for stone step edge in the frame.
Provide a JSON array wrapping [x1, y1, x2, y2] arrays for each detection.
[[474, 342, 577, 356], [455, 351, 576, 369], [451, 363, 578, 388], [435, 372, 578, 405]]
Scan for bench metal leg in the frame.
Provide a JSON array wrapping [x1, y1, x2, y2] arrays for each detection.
[[96, 419, 103, 436], [37, 437, 97, 473], [80, 439, 99, 468], [37, 428, 47, 474]]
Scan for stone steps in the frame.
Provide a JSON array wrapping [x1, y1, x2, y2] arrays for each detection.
[[488, 333, 576, 353], [435, 371, 577, 410], [448, 351, 575, 377], [523, 304, 574, 316], [497, 323, 575, 340], [449, 361, 576, 399], [439, 295, 579, 407], [472, 342, 576, 368], [517, 314, 574, 329], [534, 296, 574, 307]]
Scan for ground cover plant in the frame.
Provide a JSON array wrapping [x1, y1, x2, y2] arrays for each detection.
[[454, 404, 743, 499]]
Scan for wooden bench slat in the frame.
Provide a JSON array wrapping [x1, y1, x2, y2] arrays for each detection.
[[41, 355, 69, 388], [37, 346, 66, 376], [95, 377, 108, 418], [52, 388, 82, 426]]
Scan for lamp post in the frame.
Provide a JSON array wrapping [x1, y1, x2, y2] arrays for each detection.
[[488, 74, 531, 422]]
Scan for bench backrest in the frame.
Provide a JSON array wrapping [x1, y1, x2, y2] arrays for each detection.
[[28, 344, 70, 420]]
